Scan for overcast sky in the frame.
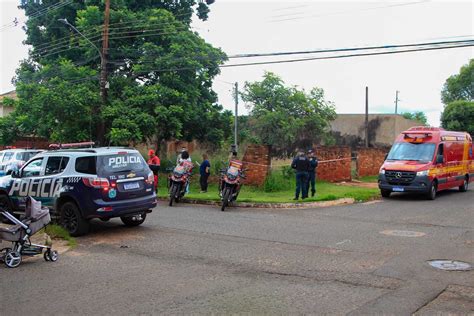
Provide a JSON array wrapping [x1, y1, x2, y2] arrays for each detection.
[[1, 0, 473, 126]]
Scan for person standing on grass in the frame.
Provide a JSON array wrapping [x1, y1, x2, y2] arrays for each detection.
[[307, 149, 319, 197], [147, 149, 160, 191], [291, 151, 310, 200], [199, 153, 211, 193]]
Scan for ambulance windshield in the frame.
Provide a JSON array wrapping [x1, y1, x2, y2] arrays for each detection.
[[387, 143, 436, 162]]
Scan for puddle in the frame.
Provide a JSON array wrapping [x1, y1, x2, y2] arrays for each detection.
[[380, 230, 426, 237], [427, 260, 472, 271]]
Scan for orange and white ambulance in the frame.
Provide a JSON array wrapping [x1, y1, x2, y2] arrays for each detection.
[[378, 127, 474, 200]]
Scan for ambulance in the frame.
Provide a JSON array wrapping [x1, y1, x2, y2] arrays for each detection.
[[378, 127, 474, 200]]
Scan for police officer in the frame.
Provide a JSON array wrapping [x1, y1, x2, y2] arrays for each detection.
[[307, 149, 318, 197], [291, 151, 310, 200]]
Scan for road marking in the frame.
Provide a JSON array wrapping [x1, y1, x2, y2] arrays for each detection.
[[380, 230, 426, 237]]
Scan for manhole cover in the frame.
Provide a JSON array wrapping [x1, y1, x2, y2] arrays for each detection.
[[380, 230, 426, 237], [427, 260, 472, 271]]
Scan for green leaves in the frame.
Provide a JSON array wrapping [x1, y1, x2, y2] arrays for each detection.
[[7, 0, 228, 148], [440, 59, 474, 136], [441, 59, 474, 105], [441, 100, 474, 135], [242, 72, 336, 157], [402, 111, 428, 125]]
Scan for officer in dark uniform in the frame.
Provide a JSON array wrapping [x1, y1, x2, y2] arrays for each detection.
[[307, 149, 318, 197], [291, 151, 310, 200]]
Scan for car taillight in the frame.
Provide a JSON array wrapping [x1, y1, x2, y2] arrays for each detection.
[[83, 177, 110, 189], [145, 172, 154, 184]]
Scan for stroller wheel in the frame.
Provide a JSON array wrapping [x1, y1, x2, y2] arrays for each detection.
[[0, 247, 11, 263], [44, 251, 50, 261], [4, 249, 21, 268], [49, 250, 59, 262]]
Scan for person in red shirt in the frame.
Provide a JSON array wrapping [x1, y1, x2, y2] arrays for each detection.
[[147, 149, 160, 191]]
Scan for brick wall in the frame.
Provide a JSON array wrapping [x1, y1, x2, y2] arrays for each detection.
[[356, 147, 389, 177], [242, 145, 271, 186], [314, 146, 352, 182]]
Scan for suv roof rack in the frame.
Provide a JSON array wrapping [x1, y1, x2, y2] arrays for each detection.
[[49, 141, 95, 150]]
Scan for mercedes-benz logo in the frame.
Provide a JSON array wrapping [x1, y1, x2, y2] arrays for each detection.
[[395, 172, 402, 178]]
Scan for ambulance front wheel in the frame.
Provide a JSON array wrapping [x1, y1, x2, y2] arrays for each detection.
[[380, 190, 391, 198], [427, 181, 437, 200]]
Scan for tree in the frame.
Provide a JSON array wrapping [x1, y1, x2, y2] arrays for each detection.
[[241, 72, 337, 157], [441, 59, 474, 105], [441, 100, 474, 135], [402, 111, 428, 125], [5, 0, 230, 147]]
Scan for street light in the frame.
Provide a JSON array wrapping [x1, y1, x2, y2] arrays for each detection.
[[58, 18, 103, 60]]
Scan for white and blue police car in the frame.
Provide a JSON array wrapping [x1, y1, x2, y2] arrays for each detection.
[[0, 145, 157, 236]]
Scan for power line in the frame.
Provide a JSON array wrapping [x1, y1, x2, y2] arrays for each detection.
[[0, 1, 73, 32], [269, 0, 431, 23], [228, 39, 474, 58]]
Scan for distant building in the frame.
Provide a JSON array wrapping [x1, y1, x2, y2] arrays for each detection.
[[330, 114, 424, 148], [0, 90, 16, 117]]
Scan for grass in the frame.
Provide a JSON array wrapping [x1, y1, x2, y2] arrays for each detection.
[[157, 170, 380, 204], [43, 224, 77, 248], [358, 175, 379, 183]]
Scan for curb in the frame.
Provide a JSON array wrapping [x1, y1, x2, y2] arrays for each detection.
[[157, 197, 355, 209]]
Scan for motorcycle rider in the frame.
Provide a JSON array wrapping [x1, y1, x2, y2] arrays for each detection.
[[178, 151, 193, 193]]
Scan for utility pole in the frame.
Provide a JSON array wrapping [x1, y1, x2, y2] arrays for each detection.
[[365, 86, 369, 148], [98, 0, 110, 145], [234, 82, 239, 153], [394, 90, 400, 114]]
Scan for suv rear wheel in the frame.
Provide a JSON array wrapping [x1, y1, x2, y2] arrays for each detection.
[[60, 201, 90, 236], [121, 213, 146, 227]]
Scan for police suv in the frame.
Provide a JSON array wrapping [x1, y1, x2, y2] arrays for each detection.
[[0, 146, 157, 236]]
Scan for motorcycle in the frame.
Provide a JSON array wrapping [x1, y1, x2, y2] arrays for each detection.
[[168, 164, 191, 206], [219, 164, 245, 212]]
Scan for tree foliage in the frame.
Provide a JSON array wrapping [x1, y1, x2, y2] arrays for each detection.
[[3, 0, 230, 148], [441, 59, 474, 105], [402, 111, 428, 125], [241, 72, 337, 157], [441, 100, 474, 136]]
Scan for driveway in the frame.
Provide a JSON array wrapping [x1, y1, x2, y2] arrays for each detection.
[[1, 189, 473, 314]]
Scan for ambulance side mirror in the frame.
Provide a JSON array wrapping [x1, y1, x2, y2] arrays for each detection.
[[436, 155, 444, 164]]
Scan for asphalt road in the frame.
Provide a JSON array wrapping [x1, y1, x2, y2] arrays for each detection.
[[1, 189, 473, 315]]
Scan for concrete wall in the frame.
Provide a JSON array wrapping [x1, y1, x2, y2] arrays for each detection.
[[331, 114, 422, 148]]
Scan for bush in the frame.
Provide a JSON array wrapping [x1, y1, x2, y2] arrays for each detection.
[[263, 169, 295, 192]]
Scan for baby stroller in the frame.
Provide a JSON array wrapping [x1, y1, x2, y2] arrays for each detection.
[[0, 196, 58, 268]]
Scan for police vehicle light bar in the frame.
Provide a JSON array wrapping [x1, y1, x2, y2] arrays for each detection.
[[49, 141, 95, 149]]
